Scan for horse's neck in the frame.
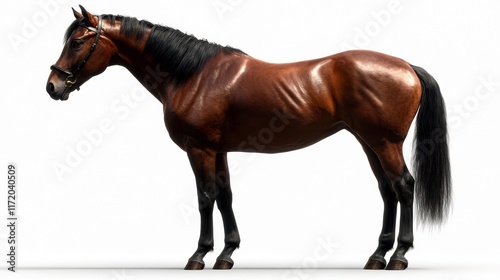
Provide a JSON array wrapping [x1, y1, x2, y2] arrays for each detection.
[[108, 29, 168, 103]]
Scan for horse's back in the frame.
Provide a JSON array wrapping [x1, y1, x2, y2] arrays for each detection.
[[219, 55, 343, 152], [211, 51, 420, 153]]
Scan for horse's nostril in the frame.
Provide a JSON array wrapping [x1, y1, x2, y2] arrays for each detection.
[[46, 82, 55, 95]]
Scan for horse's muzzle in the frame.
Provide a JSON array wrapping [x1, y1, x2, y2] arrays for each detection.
[[46, 82, 65, 100], [46, 78, 72, 101]]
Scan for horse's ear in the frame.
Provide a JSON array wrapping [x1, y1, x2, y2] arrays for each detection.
[[72, 7, 83, 20], [79, 5, 98, 27]]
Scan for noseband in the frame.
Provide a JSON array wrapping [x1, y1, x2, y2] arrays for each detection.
[[50, 15, 103, 90]]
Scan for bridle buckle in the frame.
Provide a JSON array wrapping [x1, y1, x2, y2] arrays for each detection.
[[65, 75, 78, 87]]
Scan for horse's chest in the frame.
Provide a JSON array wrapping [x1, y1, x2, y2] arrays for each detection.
[[163, 106, 223, 151]]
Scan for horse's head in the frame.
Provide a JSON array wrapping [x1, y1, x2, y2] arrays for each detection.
[[46, 6, 114, 100]]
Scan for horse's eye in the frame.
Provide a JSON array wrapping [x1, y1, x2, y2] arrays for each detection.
[[71, 39, 84, 51]]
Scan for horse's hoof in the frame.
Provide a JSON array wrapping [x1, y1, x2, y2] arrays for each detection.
[[184, 260, 205, 270], [213, 259, 234, 270], [386, 259, 408, 270], [364, 258, 386, 270]]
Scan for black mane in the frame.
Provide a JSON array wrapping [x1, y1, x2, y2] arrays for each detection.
[[64, 14, 245, 86], [144, 25, 244, 86], [143, 22, 245, 86], [103, 14, 154, 41]]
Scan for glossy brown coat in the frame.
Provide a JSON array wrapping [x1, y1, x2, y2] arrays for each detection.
[[47, 7, 451, 270]]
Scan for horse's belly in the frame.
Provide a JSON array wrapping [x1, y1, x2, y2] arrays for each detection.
[[221, 111, 345, 153]]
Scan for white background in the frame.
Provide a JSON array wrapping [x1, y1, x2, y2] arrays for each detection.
[[1, 0, 500, 279]]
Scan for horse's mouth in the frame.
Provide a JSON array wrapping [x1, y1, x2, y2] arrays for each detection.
[[49, 92, 70, 101], [60, 91, 71, 101], [48, 87, 72, 101]]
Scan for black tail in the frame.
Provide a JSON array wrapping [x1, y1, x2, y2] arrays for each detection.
[[411, 65, 452, 226]]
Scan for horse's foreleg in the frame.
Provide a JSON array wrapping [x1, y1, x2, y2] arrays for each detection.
[[213, 153, 240, 269], [184, 145, 217, 270]]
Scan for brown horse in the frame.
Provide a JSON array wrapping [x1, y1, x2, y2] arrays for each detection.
[[46, 6, 451, 270]]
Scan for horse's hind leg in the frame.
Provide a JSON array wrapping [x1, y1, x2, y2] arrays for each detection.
[[370, 140, 415, 270], [386, 166, 414, 270], [355, 137, 398, 270], [213, 153, 240, 269]]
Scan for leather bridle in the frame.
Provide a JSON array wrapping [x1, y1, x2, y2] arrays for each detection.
[[50, 15, 103, 91]]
